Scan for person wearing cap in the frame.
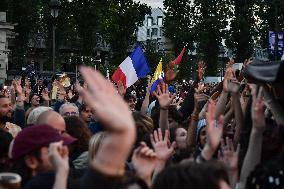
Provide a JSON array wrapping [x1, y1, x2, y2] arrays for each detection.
[[10, 124, 76, 187], [6, 67, 137, 189]]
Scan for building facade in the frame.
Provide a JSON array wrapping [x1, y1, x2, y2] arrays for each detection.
[[137, 8, 172, 53], [0, 12, 15, 83]]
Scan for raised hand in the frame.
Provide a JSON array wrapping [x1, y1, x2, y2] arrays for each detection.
[[78, 66, 134, 132], [193, 92, 210, 113], [132, 142, 157, 186], [219, 137, 240, 172], [150, 129, 176, 161], [78, 67, 135, 176], [206, 100, 224, 152], [153, 83, 175, 110], [48, 141, 69, 174], [12, 79, 23, 95], [251, 87, 265, 132], [67, 90, 74, 100], [210, 91, 220, 104], [197, 61, 206, 80], [243, 58, 253, 68], [41, 88, 50, 101], [227, 78, 240, 94]]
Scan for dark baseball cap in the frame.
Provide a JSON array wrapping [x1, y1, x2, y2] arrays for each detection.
[[11, 124, 77, 160]]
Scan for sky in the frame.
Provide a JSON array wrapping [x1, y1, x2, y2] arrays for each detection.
[[133, 0, 164, 9]]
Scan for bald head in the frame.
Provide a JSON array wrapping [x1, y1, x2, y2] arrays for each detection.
[[36, 111, 66, 134]]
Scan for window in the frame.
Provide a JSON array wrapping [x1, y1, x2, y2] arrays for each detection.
[[147, 29, 150, 37], [157, 16, 163, 26], [152, 28, 158, 36], [147, 17, 153, 27]]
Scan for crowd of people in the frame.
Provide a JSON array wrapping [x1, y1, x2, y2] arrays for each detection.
[[0, 58, 284, 189]]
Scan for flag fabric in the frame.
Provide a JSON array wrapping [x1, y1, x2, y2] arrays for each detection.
[[151, 58, 163, 84], [165, 47, 186, 83], [172, 47, 186, 65], [150, 58, 164, 93], [112, 47, 150, 88]]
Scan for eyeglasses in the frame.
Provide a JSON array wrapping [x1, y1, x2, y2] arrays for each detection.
[[63, 112, 78, 117]]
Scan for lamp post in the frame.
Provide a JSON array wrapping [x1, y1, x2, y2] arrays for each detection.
[[49, 0, 61, 75]]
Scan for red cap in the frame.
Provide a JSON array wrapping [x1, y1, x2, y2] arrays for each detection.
[[12, 124, 76, 160]]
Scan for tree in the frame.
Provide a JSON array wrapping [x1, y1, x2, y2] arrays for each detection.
[[193, 0, 232, 75], [225, 0, 256, 62], [253, 0, 284, 60], [164, 0, 196, 56], [6, 0, 45, 69], [164, 0, 232, 76], [99, 0, 151, 66]]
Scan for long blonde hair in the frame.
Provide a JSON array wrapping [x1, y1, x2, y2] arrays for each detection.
[[88, 132, 107, 162]]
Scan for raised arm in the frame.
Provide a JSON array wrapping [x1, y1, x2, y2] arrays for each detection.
[[192, 61, 206, 88], [42, 88, 50, 107], [239, 87, 265, 189], [140, 77, 151, 115], [214, 59, 235, 119], [48, 141, 69, 189], [78, 67, 136, 176], [153, 83, 175, 133], [186, 91, 209, 148], [197, 100, 224, 162], [199, 91, 220, 119], [13, 79, 26, 128], [227, 79, 244, 144]]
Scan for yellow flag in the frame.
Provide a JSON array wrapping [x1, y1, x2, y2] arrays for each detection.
[[151, 58, 163, 84]]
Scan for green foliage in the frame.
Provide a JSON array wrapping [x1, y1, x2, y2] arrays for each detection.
[[99, 0, 151, 65], [164, 0, 232, 76], [253, 0, 284, 60], [224, 0, 257, 62], [5, 0, 150, 71]]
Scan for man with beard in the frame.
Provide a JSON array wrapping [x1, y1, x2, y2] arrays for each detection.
[[0, 79, 25, 137], [0, 95, 22, 137]]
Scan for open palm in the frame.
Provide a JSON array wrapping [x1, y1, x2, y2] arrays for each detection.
[[154, 83, 175, 109], [150, 129, 176, 161]]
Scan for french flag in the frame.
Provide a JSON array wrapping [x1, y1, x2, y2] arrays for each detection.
[[112, 47, 150, 88]]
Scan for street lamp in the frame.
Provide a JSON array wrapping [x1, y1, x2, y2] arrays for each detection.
[[49, 0, 61, 75]]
